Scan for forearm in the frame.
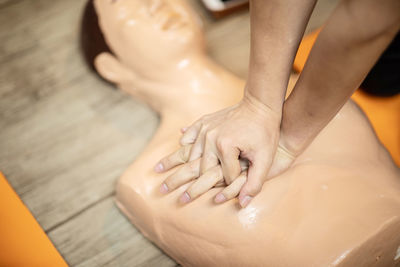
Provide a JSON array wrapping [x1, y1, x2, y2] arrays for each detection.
[[246, 0, 317, 112], [281, 0, 400, 153]]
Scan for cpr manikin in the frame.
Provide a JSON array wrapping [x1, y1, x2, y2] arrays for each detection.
[[92, 0, 400, 266]]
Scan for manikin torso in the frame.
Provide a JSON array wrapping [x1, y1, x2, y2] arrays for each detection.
[[93, 0, 400, 266]]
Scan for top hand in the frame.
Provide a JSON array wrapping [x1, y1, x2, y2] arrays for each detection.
[[155, 94, 283, 208]]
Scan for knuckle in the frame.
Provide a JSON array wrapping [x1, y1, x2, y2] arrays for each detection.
[[216, 137, 228, 152], [214, 166, 223, 177], [201, 114, 211, 122], [200, 124, 209, 132], [203, 163, 218, 178], [186, 161, 200, 177], [197, 118, 206, 127], [177, 148, 186, 163], [189, 146, 202, 161], [190, 142, 201, 155], [180, 133, 193, 144], [193, 119, 203, 128], [202, 162, 216, 174], [180, 145, 191, 162]]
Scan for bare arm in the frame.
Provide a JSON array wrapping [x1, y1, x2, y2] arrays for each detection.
[[246, 0, 317, 112], [280, 0, 400, 155]]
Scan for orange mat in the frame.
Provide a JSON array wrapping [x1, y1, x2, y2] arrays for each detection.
[[293, 30, 400, 166], [0, 172, 68, 267]]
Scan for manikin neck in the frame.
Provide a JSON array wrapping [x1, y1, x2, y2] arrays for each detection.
[[122, 52, 244, 119]]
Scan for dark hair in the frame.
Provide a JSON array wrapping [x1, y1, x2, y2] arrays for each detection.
[[361, 32, 400, 97], [80, 0, 113, 73]]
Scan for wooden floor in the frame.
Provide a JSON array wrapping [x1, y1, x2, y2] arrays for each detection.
[[0, 0, 338, 266]]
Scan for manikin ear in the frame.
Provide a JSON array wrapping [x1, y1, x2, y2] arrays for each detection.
[[94, 52, 133, 84]]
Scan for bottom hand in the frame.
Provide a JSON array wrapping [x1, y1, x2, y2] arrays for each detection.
[[159, 145, 249, 204]]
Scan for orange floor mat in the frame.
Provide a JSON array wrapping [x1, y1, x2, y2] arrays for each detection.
[[293, 30, 400, 166], [0, 172, 68, 267]]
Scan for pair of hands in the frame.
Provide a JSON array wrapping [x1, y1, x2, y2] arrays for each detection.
[[154, 95, 296, 208]]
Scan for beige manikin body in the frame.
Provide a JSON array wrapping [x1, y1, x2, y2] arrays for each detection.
[[93, 0, 400, 266]]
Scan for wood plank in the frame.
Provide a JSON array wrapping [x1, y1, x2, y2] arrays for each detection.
[[0, 0, 159, 231], [47, 197, 177, 267]]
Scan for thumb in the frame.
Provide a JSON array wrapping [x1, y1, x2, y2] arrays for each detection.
[[268, 145, 296, 178], [238, 157, 271, 208], [268, 147, 295, 178]]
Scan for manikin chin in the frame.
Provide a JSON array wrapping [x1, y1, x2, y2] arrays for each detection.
[[92, 0, 400, 266]]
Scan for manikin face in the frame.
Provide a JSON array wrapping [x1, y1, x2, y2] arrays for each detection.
[[94, 0, 205, 73]]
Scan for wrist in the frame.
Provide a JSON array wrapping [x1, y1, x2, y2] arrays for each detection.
[[243, 89, 283, 119], [278, 127, 304, 158], [279, 102, 319, 157]]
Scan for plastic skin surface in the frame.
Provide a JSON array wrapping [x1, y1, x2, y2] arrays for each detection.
[[93, 0, 400, 266]]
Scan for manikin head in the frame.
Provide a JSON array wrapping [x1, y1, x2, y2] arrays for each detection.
[[92, 0, 206, 84]]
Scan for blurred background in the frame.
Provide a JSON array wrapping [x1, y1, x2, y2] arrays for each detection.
[[7, 0, 393, 266]]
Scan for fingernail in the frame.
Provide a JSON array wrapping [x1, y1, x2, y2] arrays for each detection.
[[160, 183, 169, 194], [180, 192, 191, 203], [239, 195, 252, 208], [154, 162, 164, 173], [181, 127, 188, 133], [214, 193, 226, 203]]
